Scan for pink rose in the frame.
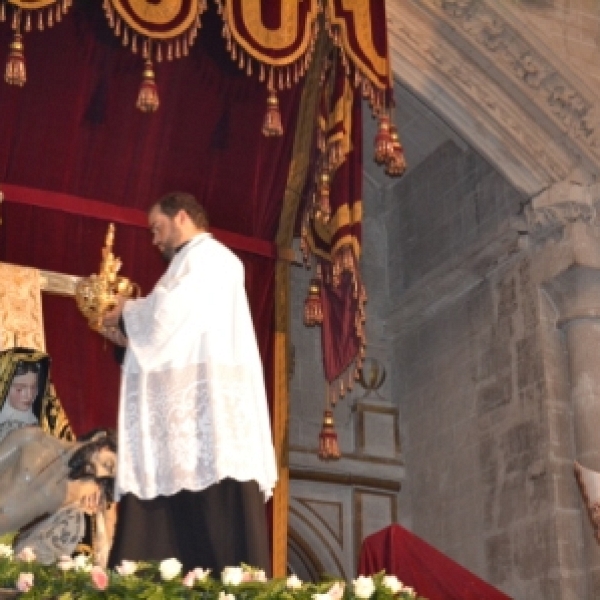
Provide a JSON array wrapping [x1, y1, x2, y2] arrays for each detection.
[[17, 547, 36, 563], [16, 573, 34, 592], [182, 571, 196, 588], [193, 568, 211, 581], [329, 581, 345, 600], [90, 566, 109, 590]]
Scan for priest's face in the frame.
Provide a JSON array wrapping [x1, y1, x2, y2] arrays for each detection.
[[149, 206, 182, 260]]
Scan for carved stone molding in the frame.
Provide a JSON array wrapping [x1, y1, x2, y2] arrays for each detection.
[[525, 182, 600, 241], [385, 0, 600, 195], [436, 0, 600, 152]]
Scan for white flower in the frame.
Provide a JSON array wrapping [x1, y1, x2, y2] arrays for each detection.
[[17, 547, 36, 562], [313, 593, 330, 600], [159, 558, 182, 581], [0, 544, 13, 559], [115, 560, 138, 576], [402, 586, 415, 597], [221, 566, 244, 586], [382, 575, 403, 594], [353, 575, 375, 599], [73, 554, 92, 572], [252, 569, 267, 582], [219, 591, 236, 600], [286, 574, 303, 589], [193, 567, 211, 581], [57, 556, 75, 571]]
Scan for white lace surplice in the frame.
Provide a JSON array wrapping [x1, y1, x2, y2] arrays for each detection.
[[117, 233, 277, 501]]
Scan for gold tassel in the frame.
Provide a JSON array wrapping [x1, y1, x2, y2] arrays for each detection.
[[262, 88, 283, 136], [374, 114, 393, 164], [136, 59, 159, 113], [318, 409, 341, 460], [385, 124, 407, 176], [316, 168, 331, 222], [303, 278, 323, 326], [5, 32, 26, 86]]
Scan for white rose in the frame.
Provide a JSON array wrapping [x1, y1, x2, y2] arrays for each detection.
[[159, 558, 182, 581], [73, 554, 91, 572], [193, 567, 211, 581], [219, 592, 236, 600], [313, 593, 330, 600], [353, 576, 375, 599], [402, 587, 415, 597], [0, 544, 13, 559], [222, 566, 244, 586], [382, 575, 402, 594], [252, 569, 267, 582], [57, 556, 74, 571], [286, 574, 303, 590], [115, 560, 138, 576]]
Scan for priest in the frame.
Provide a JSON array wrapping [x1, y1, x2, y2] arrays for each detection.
[[103, 191, 277, 575]]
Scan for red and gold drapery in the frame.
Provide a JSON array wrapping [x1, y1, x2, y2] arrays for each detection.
[[0, 0, 404, 460], [1, 0, 71, 86]]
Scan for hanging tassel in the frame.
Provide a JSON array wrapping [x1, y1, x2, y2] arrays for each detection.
[[262, 87, 283, 136], [303, 278, 323, 326], [318, 409, 341, 460], [5, 32, 26, 86], [316, 168, 331, 222], [386, 125, 407, 176], [136, 58, 159, 113], [374, 114, 393, 164]]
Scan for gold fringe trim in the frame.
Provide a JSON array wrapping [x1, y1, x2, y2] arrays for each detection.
[[220, 15, 320, 92], [102, 0, 205, 62], [1, 0, 70, 30]]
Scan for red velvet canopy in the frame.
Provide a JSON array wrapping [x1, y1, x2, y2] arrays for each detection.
[[0, 1, 298, 433], [0, 0, 399, 436]]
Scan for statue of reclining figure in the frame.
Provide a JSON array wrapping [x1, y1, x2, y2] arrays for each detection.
[[0, 426, 116, 564]]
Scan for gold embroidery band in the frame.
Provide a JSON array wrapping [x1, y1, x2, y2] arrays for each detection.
[[327, 0, 392, 91], [109, 0, 200, 39], [224, 0, 320, 67], [8, 0, 59, 9]]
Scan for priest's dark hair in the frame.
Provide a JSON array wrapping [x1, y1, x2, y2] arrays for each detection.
[[153, 191, 209, 230]]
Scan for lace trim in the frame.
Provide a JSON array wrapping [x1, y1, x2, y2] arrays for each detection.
[[117, 362, 276, 500]]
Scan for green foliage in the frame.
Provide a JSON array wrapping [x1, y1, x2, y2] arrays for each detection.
[[0, 553, 427, 600]]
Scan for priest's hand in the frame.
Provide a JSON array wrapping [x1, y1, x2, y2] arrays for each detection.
[[100, 326, 128, 347], [102, 295, 126, 328]]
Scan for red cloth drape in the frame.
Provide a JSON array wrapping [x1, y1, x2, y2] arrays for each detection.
[[0, 1, 299, 435], [358, 525, 512, 600]]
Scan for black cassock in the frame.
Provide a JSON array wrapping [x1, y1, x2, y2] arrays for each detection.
[[108, 479, 271, 575]]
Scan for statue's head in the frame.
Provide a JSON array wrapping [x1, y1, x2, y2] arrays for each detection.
[[68, 429, 117, 502], [0, 347, 50, 418]]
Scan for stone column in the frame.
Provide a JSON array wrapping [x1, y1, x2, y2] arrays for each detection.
[[527, 181, 600, 594]]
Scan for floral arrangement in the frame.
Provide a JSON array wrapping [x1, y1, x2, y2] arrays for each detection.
[[0, 545, 427, 600]]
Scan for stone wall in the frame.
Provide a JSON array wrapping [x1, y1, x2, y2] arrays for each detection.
[[382, 136, 600, 597]]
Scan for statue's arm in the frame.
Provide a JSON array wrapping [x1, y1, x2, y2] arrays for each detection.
[[0, 428, 25, 471], [0, 429, 67, 535]]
